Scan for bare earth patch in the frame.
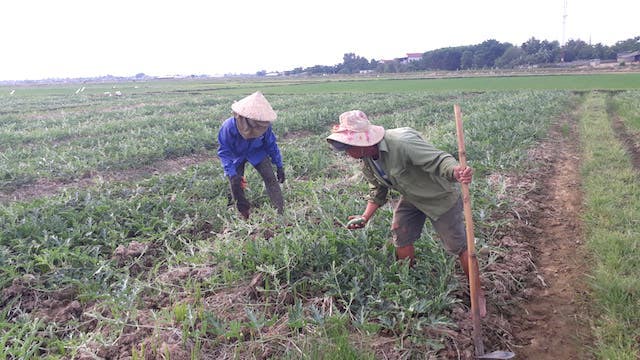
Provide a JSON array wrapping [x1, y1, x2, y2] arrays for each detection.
[[499, 116, 593, 359]]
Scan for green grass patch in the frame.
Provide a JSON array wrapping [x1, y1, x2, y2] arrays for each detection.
[[261, 73, 640, 93], [608, 90, 640, 132], [579, 93, 640, 359]]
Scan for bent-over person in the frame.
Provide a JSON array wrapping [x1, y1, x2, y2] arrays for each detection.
[[217, 91, 285, 219], [326, 109, 486, 317]]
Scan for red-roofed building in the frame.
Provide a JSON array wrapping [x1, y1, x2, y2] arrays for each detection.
[[382, 53, 424, 64], [406, 53, 423, 62]]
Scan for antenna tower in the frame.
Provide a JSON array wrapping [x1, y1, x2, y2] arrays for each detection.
[[562, 0, 568, 46]]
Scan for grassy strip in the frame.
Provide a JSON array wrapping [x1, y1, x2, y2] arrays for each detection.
[[3, 73, 640, 97], [609, 90, 640, 131], [579, 93, 640, 359]]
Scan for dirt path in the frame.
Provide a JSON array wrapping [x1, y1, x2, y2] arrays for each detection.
[[507, 112, 593, 359]]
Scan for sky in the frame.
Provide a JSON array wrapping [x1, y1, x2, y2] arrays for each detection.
[[1, 0, 638, 81]]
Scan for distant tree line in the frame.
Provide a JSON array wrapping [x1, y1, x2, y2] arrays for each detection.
[[277, 36, 639, 75]]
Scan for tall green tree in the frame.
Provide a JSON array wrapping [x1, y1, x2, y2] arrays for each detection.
[[472, 39, 509, 68], [561, 39, 591, 62], [611, 36, 640, 53], [495, 46, 525, 68], [460, 50, 474, 69], [339, 53, 371, 74], [419, 47, 463, 70], [522, 37, 542, 55]]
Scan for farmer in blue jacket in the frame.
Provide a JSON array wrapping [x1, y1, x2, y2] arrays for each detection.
[[217, 92, 285, 219]]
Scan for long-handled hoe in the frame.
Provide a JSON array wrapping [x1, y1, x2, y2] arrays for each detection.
[[454, 104, 515, 359]]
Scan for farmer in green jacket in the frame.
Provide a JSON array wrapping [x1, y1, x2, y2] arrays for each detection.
[[326, 110, 486, 317]]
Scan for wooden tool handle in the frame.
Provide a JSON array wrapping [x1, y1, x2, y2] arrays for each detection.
[[454, 104, 485, 356]]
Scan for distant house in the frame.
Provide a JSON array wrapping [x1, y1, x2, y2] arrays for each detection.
[[380, 53, 424, 65], [398, 53, 423, 64], [406, 53, 423, 62], [617, 51, 640, 63]]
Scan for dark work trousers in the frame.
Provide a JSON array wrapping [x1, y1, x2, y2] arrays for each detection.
[[229, 158, 284, 215]]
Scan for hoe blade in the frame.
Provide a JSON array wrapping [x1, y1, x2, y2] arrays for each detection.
[[477, 351, 516, 359]]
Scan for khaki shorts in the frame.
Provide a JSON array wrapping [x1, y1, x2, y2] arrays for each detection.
[[391, 196, 467, 255]]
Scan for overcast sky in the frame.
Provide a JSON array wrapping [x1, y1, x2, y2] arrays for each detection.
[[1, 0, 638, 81]]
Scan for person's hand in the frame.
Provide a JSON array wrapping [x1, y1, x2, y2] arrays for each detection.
[[240, 176, 248, 190], [453, 166, 473, 184], [277, 167, 285, 184], [346, 215, 368, 229]]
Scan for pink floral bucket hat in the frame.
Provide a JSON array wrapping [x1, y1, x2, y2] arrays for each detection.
[[326, 110, 385, 149]]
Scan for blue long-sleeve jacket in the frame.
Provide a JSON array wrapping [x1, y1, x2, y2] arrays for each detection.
[[217, 117, 283, 177]]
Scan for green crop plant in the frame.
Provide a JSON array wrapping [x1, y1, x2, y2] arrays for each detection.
[[173, 303, 188, 323], [131, 343, 146, 360], [2, 77, 637, 358], [0, 318, 46, 360], [281, 315, 376, 360]]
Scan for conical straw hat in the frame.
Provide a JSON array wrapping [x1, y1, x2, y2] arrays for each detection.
[[231, 91, 277, 122]]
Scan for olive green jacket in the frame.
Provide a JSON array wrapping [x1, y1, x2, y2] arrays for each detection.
[[362, 127, 460, 220]]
